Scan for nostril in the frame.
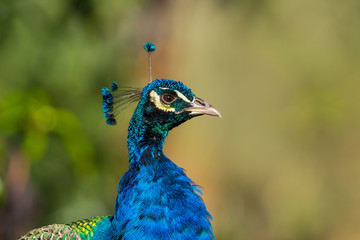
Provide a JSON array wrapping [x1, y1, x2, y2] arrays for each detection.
[[194, 98, 206, 107], [194, 99, 205, 107]]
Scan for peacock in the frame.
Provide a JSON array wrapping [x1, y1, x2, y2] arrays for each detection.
[[19, 43, 221, 240]]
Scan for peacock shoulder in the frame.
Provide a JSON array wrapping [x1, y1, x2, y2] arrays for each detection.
[[66, 216, 111, 239]]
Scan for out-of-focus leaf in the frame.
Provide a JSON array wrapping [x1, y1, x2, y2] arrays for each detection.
[[22, 130, 47, 162], [32, 105, 58, 132], [54, 109, 96, 178]]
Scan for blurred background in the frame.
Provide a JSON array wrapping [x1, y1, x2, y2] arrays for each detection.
[[1, 0, 360, 239]]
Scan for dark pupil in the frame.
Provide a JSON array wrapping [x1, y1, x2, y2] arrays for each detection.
[[163, 94, 174, 103]]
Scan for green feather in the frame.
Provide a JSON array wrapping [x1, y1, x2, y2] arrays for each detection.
[[66, 216, 109, 239]]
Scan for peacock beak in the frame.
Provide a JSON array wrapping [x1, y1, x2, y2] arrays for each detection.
[[184, 97, 222, 118]]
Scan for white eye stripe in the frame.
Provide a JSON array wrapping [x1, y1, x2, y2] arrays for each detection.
[[174, 90, 191, 103], [157, 87, 191, 103]]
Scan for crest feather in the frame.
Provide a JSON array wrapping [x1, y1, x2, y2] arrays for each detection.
[[102, 81, 141, 125]]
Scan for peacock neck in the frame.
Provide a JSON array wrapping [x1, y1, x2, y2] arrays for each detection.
[[126, 106, 168, 164], [110, 105, 213, 239]]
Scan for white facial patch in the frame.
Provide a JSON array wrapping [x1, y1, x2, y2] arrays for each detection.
[[149, 90, 176, 112]]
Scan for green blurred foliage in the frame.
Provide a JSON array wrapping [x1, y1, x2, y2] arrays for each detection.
[[1, 0, 360, 239]]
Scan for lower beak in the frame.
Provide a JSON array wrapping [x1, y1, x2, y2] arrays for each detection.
[[184, 97, 222, 118]]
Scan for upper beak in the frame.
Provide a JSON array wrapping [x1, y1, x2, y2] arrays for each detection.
[[183, 97, 222, 118]]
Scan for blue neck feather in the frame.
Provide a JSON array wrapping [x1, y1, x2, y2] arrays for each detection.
[[126, 102, 167, 165]]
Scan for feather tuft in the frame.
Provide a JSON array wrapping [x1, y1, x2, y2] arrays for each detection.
[[101, 82, 141, 125]]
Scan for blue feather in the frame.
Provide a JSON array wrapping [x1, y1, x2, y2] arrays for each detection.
[[106, 117, 117, 126], [111, 81, 118, 92], [143, 42, 156, 53]]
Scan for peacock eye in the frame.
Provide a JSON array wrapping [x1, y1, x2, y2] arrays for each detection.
[[161, 93, 177, 104]]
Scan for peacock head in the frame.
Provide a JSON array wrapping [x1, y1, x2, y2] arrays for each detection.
[[135, 79, 221, 135], [102, 78, 221, 139], [102, 43, 221, 139]]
